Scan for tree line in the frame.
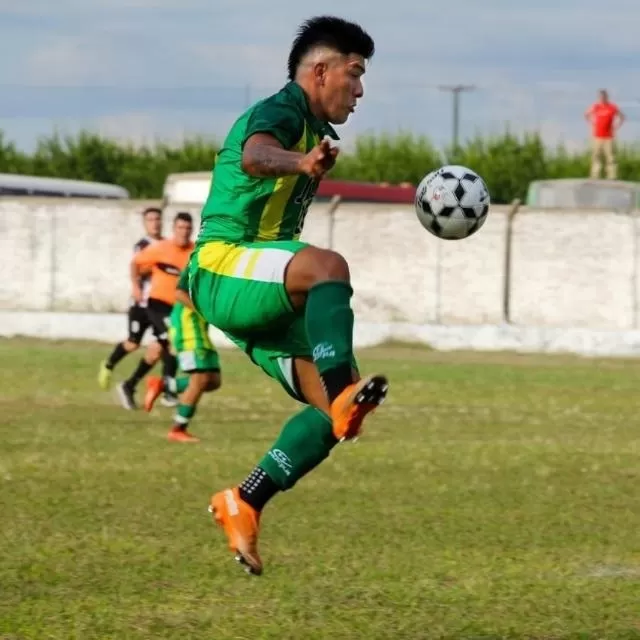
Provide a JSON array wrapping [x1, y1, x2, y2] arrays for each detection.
[[1, 129, 638, 204]]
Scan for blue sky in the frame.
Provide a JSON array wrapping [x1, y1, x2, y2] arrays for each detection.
[[1, 0, 638, 152]]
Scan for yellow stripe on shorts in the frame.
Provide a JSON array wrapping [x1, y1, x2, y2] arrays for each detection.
[[197, 241, 247, 277], [181, 305, 196, 351]]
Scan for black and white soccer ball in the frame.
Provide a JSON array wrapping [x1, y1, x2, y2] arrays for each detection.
[[415, 165, 490, 240]]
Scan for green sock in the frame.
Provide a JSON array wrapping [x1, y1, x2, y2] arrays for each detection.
[[258, 406, 337, 491], [166, 376, 189, 394], [174, 403, 196, 429], [305, 280, 355, 401]]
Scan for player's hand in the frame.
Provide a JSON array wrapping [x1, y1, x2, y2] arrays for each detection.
[[132, 285, 142, 303], [298, 138, 339, 179]]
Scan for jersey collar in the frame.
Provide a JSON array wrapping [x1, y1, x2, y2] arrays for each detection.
[[284, 81, 340, 141]]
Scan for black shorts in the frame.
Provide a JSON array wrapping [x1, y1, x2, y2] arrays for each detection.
[[127, 304, 151, 344], [146, 299, 173, 342]]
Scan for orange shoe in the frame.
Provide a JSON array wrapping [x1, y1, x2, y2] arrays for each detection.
[[143, 376, 164, 412], [208, 487, 262, 575], [330, 374, 389, 442], [167, 426, 200, 443]]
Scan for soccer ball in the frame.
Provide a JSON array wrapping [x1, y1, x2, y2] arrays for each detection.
[[415, 165, 490, 240]]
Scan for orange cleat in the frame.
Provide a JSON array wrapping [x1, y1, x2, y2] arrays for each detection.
[[143, 376, 164, 412], [330, 374, 389, 442], [167, 426, 200, 443], [208, 487, 262, 575]]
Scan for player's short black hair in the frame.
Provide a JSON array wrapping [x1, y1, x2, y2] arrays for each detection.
[[174, 212, 193, 224], [142, 206, 162, 217], [287, 16, 375, 81]]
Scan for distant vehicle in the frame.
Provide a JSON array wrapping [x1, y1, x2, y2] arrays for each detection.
[[0, 173, 129, 199], [526, 178, 640, 212], [162, 171, 415, 206]]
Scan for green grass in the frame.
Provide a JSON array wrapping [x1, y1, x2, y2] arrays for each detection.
[[2, 338, 640, 639]]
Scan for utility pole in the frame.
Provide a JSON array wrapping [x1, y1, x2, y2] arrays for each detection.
[[438, 84, 476, 153]]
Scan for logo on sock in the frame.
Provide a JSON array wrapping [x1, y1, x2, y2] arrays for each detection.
[[312, 342, 336, 362], [268, 449, 292, 476]]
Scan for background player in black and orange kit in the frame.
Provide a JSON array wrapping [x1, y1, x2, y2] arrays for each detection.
[[116, 212, 195, 410], [98, 207, 163, 390]]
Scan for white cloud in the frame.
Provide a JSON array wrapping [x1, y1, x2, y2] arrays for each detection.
[[187, 43, 287, 87], [1, 0, 640, 150], [23, 36, 120, 85]]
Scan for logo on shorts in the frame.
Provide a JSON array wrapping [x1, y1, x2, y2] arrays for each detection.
[[312, 342, 336, 362], [268, 449, 292, 476]]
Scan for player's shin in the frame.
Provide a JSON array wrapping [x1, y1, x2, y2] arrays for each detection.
[[105, 342, 128, 369], [160, 350, 178, 379], [174, 403, 196, 430], [239, 406, 337, 512], [126, 358, 154, 388], [305, 281, 355, 401]]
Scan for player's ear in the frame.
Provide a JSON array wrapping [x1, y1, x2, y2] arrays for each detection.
[[313, 61, 328, 86]]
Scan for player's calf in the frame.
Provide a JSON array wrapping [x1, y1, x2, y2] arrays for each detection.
[[286, 246, 388, 415]]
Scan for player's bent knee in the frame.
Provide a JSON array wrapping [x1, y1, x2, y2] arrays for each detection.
[[286, 247, 350, 299], [204, 371, 221, 392], [307, 248, 349, 282], [145, 342, 163, 362], [190, 371, 221, 393]]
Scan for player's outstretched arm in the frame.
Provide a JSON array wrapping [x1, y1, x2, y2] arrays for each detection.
[[243, 134, 338, 180]]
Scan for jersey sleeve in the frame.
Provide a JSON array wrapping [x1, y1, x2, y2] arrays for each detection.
[[176, 268, 189, 293], [243, 99, 305, 150]]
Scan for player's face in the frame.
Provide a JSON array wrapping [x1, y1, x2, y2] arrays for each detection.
[[173, 219, 193, 247], [320, 54, 365, 125], [144, 211, 162, 238]]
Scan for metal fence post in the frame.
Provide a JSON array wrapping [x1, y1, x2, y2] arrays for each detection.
[[326, 194, 341, 250], [502, 198, 521, 324]]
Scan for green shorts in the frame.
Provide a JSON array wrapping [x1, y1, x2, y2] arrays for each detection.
[[188, 239, 328, 401], [169, 302, 220, 373]]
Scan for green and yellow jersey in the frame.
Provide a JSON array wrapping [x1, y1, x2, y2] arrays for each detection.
[[169, 270, 216, 364], [197, 81, 338, 245]]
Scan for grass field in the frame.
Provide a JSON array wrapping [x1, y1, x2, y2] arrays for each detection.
[[2, 338, 640, 639]]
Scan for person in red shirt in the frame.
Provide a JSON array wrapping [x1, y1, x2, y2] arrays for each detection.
[[584, 89, 625, 180]]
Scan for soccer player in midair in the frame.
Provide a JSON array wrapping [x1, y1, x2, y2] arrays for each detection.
[[188, 16, 388, 575]]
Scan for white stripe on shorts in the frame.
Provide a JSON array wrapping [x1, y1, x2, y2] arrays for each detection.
[[232, 247, 294, 284]]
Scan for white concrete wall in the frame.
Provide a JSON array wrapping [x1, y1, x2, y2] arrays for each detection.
[[0, 197, 637, 332], [509, 211, 638, 330]]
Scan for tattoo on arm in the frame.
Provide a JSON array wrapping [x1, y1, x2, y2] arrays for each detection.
[[243, 143, 303, 178]]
